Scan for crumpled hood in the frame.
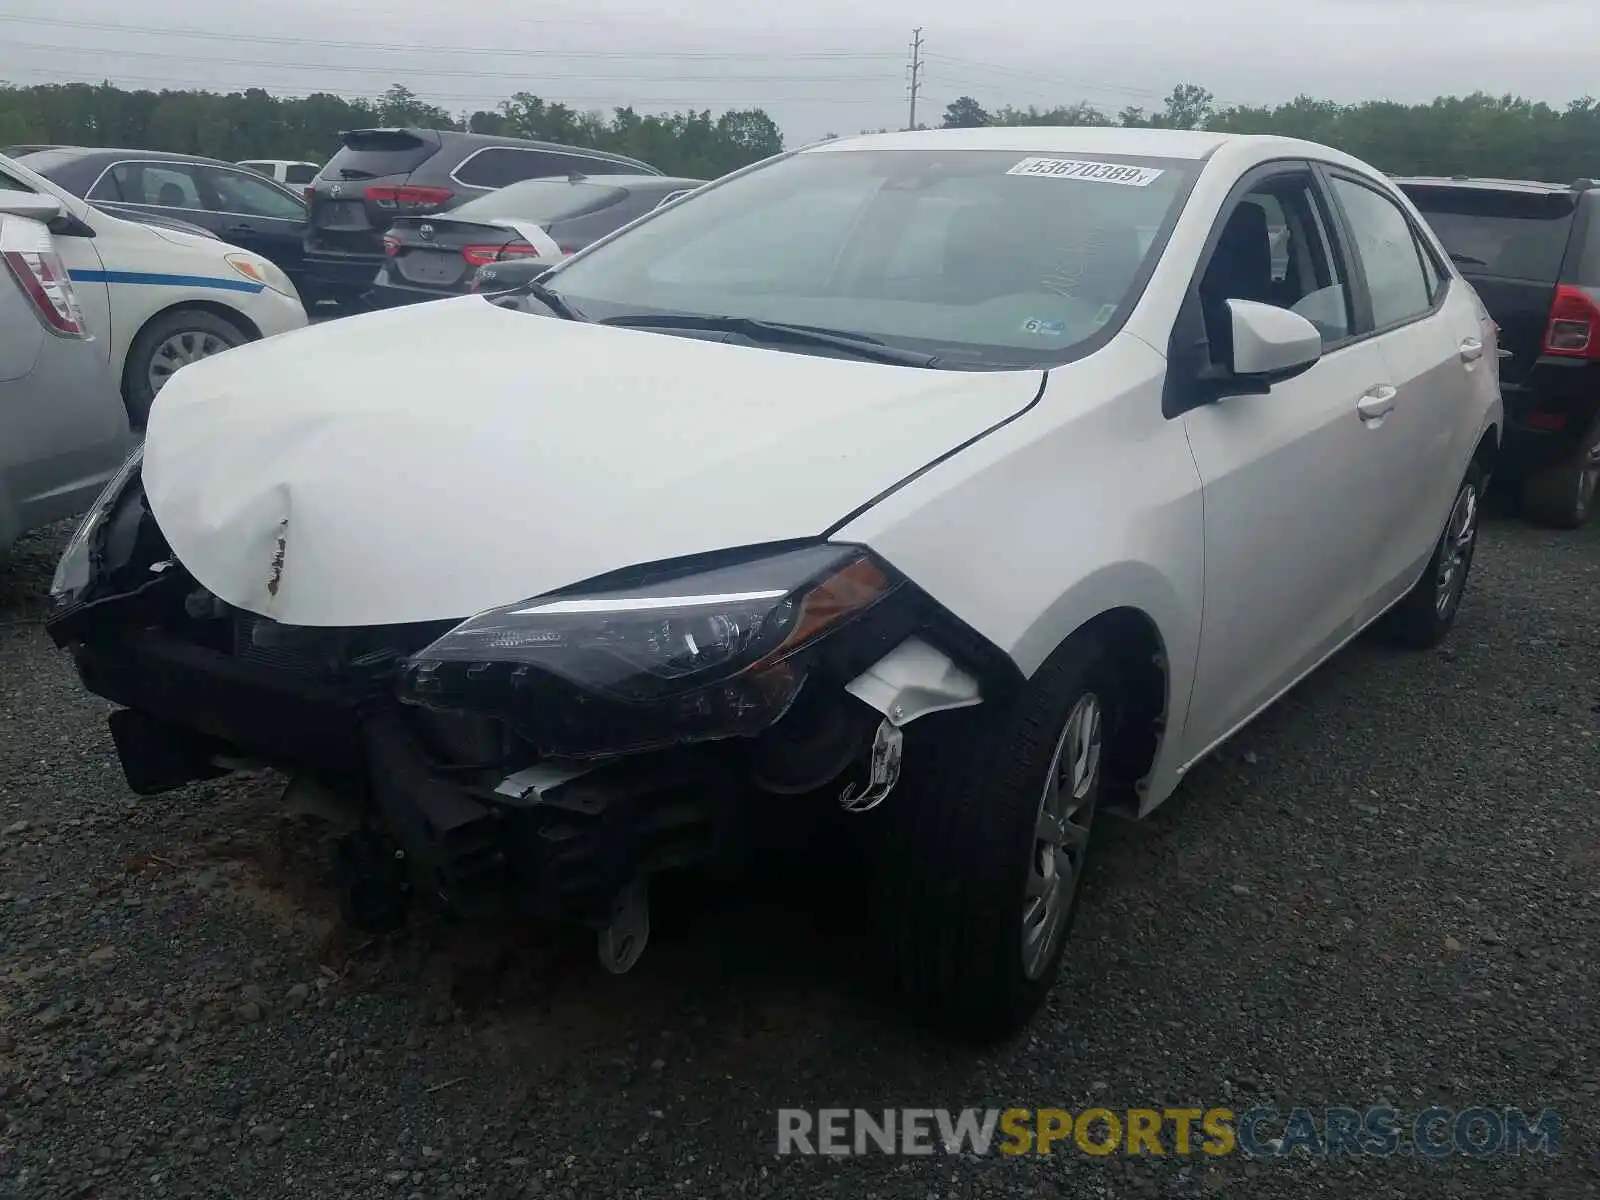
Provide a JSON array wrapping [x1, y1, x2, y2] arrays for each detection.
[[143, 297, 1043, 627]]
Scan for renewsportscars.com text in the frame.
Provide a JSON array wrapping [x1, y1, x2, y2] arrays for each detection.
[[776, 1106, 1561, 1159]]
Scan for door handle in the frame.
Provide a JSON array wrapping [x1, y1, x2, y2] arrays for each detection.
[[225, 223, 255, 235], [1459, 337, 1484, 363], [1497, 348, 1514, 360], [1357, 385, 1398, 421]]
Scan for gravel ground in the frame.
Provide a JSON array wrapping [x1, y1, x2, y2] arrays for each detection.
[[1, 508, 1597, 1199]]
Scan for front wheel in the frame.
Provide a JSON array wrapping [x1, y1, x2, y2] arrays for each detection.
[[869, 635, 1111, 1038], [122, 308, 250, 426], [1379, 461, 1485, 648]]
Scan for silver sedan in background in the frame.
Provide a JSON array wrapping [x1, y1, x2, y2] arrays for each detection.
[[0, 190, 132, 557]]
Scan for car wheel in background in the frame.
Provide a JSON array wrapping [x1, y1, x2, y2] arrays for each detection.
[[122, 308, 250, 426], [1520, 427, 1600, 529], [1380, 461, 1485, 648], [868, 632, 1112, 1039]]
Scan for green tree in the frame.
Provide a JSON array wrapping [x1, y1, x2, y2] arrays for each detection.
[[940, 95, 990, 128], [1154, 84, 1215, 130]]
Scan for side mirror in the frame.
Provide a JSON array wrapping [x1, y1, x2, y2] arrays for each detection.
[[0, 192, 64, 222], [1226, 298, 1322, 383]]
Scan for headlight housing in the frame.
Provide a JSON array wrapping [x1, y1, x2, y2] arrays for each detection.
[[224, 252, 297, 300], [397, 543, 901, 756], [50, 443, 144, 604]]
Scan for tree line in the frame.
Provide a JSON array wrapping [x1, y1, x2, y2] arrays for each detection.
[[939, 85, 1600, 185], [0, 81, 784, 180], [2, 76, 1596, 185]]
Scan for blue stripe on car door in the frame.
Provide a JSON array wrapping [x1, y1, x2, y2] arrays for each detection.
[[68, 269, 265, 294]]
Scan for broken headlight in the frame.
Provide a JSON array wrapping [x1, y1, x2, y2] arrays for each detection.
[[396, 543, 900, 756], [50, 442, 144, 604]]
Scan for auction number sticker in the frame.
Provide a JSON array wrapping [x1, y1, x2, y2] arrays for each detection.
[[1007, 157, 1164, 186]]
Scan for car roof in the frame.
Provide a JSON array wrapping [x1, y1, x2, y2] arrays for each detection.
[[18, 146, 242, 169], [802, 126, 1372, 162], [345, 127, 656, 168], [808, 126, 1230, 158], [1393, 174, 1598, 196]]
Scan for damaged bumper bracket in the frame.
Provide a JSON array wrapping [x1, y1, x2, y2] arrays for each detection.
[[837, 637, 982, 812]]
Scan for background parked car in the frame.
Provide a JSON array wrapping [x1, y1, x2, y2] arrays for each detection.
[[0, 190, 132, 557], [238, 159, 323, 188], [376, 174, 704, 306], [14, 147, 311, 300], [304, 127, 660, 307], [1397, 174, 1600, 527], [0, 152, 309, 426]]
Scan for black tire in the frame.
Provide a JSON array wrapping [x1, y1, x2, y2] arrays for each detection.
[[1520, 443, 1599, 530], [332, 829, 410, 933], [1379, 461, 1485, 649], [121, 308, 250, 427], [868, 633, 1113, 1039]]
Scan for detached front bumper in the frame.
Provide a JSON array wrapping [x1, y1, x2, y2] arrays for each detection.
[[65, 619, 742, 923]]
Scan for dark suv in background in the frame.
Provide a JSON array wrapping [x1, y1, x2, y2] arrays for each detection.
[[1397, 175, 1600, 527], [303, 128, 660, 307]]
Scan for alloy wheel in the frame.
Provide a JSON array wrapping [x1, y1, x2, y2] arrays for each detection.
[[147, 330, 233, 396], [1434, 481, 1480, 618], [1022, 692, 1101, 980]]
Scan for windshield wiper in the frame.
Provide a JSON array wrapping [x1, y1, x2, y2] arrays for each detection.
[[1449, 251, 1489, 267], [597, 313, 939, 367], [505, 279, 584, 321]]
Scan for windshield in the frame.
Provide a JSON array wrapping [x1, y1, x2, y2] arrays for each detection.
[[544, 147, 1197, 369], [453, 179, 626, 224]]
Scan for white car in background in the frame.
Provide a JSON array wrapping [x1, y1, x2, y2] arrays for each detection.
[[237, 159, 323, 189], [0, 152, 308, 424]]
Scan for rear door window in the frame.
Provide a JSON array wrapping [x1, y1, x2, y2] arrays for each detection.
[[284, 164, 318, 186], [1329, 176, 1434, 329], [1401, 186, 1577, 282], [100, 164, 204, 210]]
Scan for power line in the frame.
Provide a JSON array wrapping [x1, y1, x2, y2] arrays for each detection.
[[925, 52, 1241, 109], [0, 14, 900, 61], [0, 63, 894, 107], [905, 28, 924, 130], [0, 39, 900, 85]]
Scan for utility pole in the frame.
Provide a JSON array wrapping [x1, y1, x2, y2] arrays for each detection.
[[906, 27, 925, 131]]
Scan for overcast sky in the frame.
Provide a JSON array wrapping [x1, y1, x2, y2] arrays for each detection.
[[0, 0, 1593, 144]]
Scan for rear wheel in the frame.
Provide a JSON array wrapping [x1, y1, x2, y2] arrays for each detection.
[[122, 308, 250, 426], [1380, 461, 1484, 648], [1521, 431, 1600, 529], [869, 634, 1111, 1038]]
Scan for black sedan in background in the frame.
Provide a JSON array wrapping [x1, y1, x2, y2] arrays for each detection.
[[12, 146, 312, 294], [372, 174, 705, 306]]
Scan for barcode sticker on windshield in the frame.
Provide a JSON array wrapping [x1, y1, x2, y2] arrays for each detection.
[[1007, 157, 1164, 186]]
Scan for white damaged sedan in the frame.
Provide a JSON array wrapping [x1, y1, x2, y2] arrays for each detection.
[[48, 127, 1501, 1036]]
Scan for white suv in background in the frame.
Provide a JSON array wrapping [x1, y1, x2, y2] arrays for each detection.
[[237, 159, 323, 189], [0, 152, 308, 425]]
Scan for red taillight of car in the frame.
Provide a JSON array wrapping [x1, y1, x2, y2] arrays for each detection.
[[365, 185, 454, 213], [1523, 410, 1569, 431], [461, 242, 539, 267], [382, 234, 401, 257], [303, 185, 315, 201], [1542, 284, 1600, 358], [1, 219, 87, 337]]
